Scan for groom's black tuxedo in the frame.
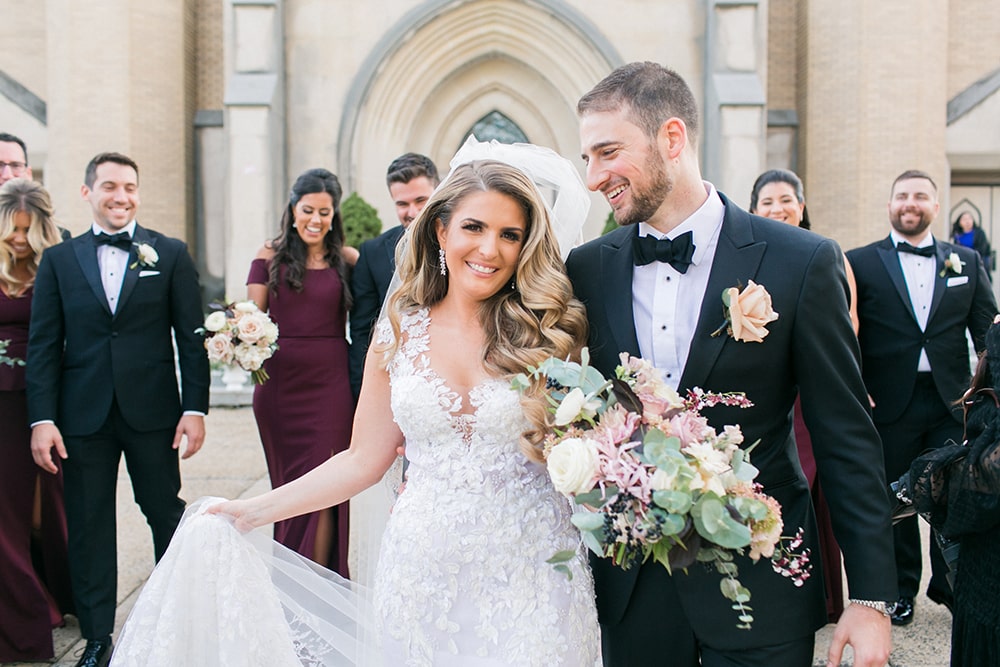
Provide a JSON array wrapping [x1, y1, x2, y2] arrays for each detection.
[[566, 194, 896, 660], [26, 225, 209, 639], [349, 224, 405, 397]]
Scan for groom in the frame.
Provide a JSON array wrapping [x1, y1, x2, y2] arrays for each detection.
[[567, 62, 896, 667], [27, 152, 209, 667]]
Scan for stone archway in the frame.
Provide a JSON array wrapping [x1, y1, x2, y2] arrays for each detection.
[[341, 0, 620, 234]]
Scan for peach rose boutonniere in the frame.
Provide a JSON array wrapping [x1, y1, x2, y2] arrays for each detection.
[[711, 280, 779, 343], [940, 251, 964, 278]]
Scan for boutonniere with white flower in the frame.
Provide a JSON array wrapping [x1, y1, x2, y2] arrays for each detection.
[[130, 242, 159, 270], [711, 280, 779, 343], [940, 251, 964, 277]]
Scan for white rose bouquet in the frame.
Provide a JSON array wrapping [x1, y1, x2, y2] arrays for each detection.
[[196, 300, 279, 384], [513, 350, 811, 629]]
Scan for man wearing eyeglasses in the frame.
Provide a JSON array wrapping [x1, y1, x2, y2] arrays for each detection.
[[0, 133, 32, 185]]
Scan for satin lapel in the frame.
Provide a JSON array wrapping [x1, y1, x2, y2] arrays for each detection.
[[927, 241, 949, 324], [73, 235, 113, 317], [602, 229, 641, 358], [114, 226, 149, 319], [678, 204, 765, 391], [876, 238, 919, 325]]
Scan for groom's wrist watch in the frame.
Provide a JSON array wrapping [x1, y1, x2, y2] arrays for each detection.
[[849, 599, 890, 617]]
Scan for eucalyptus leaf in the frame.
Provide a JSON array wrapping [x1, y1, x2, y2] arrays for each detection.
[[553, 564, 574, 581], [652, 490, 693, 515], [546, 550, 577, 564], [570, 512, 605, 532]]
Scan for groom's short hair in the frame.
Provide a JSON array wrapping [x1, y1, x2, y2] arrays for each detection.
[[577, 61, 700, 149], [85, 152, 140, 188]]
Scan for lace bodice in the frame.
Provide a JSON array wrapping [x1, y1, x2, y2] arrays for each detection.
[[372, 308, 598, 666]]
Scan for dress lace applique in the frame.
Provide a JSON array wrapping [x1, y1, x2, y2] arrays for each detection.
[[372, 307, 598, 666]]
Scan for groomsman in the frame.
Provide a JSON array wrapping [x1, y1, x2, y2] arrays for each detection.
[[568, 61, 896, 667], [847, 170, 996, 626], [0, 132, 32, 185], [27, 152, 209, 667], [349, 152, 438, 397]]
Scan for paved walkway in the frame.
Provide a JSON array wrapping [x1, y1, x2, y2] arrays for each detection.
[[3, 407, 951, 666]]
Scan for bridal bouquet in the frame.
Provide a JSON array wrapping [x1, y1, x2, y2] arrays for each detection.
[[196, 301, 278, 384], [513, 351, 811, 629]]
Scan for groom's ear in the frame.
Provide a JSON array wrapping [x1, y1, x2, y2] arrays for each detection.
[[659, 117, 687, 160]]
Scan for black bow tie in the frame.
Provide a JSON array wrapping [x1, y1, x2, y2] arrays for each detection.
[[896, 241, 934, 257], [95, 231, 132, 251], [633, 231, 695, 273]]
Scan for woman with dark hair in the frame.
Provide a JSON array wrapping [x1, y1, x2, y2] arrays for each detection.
[[897, 314, 1000, 665], [246, 168, 358, 572], [751, 168, 855, 624], [0, 178, 74, 661], [952, 210, 992, 277]]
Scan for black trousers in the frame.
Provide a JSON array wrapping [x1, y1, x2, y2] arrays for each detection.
[[62, 399, 183, 639], [600, 559, 816, 667], [877, 373, 959, 600]]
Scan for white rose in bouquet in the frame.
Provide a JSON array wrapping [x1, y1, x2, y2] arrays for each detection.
[[234, 341, 271, 371], [204, 333, 235, 364], [236, 311, 270, 344], [203, 311, 228, 333], [547, 437, 599, 495], [260, 319, 279, 345], [234, 300, 259, 313]]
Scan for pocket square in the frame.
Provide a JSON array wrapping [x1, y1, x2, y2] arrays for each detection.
[[946, 276, 969, 287], [139, 270, 161, 277]]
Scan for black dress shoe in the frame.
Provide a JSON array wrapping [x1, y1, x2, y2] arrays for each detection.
[[74, 637, 113, 667], [890, 597, 915, 626], [927, 587, 954, 613]]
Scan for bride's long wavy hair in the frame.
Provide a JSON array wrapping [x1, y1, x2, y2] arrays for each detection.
[[378, 160, 588, 462]]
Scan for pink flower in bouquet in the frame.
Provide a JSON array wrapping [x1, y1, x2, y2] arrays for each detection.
[[594, 404, 641, 445], [668, 411, 714, 446], [205, 332, 235, 364], [236, 310, 270, 344]]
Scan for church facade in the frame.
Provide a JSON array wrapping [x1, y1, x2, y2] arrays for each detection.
[[2, 0, 998, 300]]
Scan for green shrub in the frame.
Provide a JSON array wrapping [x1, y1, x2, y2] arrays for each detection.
[[601, 210, 618, 235], [341, 192, 383, 248]]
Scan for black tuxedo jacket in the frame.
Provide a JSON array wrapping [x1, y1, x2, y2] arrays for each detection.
[[26, 225, 210, 436], [349, 224, 405, 397], [566, 193, 896, 649], [846, 237, 995, 424]]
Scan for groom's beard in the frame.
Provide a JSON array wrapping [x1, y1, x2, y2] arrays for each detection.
[[614, 152, 673, 227]]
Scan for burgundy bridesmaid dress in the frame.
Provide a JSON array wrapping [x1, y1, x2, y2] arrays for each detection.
[[0, 287, 74, 661], [247, 259, 354, 575]]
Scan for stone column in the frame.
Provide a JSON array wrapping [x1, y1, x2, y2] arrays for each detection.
[[702, 0, 767, 204], [222, 0, 285, 300]]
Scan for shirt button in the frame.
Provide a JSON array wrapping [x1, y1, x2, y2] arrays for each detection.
[[661, 325, 667, 331], [666, 373, 672, 378]]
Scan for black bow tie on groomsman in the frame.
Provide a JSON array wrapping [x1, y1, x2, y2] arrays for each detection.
[[95, 231, 133, 251], [632, 230, 696, 273], [895, 241, 935, 257]]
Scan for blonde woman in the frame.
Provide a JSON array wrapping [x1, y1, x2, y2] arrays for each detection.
[[0, 178, 71, 662]]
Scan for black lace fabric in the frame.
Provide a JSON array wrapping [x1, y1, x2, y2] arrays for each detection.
[[906, 321, 1000, 666]]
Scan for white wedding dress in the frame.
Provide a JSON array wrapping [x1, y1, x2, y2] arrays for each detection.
[[111, 307, 597, 667], [372, 308, 597, 665]]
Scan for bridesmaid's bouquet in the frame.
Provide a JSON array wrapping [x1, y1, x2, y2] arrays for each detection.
[[196, 301, 279, 384], [513, 350, 811, 629]]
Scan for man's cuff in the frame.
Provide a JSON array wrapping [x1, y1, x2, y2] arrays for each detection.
[[31, 419, 55, 428], [182, 411, 206, 417]]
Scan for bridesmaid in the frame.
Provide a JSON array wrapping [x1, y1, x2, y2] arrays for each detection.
[[0, 178, 74, 661], [246, 168, 358, 574]]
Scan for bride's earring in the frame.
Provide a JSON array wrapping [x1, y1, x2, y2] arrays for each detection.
[[438, 248, 447, 276]]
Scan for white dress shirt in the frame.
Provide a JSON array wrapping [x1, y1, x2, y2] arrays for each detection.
[[890, 230, 935, 372], [93, 220, 136, 314], [633, 182, 726, 388]]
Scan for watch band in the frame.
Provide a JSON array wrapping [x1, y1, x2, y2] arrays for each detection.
[[850, 598, 890, 617]]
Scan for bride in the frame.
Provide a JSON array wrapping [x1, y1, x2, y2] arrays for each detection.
[[112, 141, 599, 666]]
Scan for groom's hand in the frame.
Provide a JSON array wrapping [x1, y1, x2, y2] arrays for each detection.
[[173, 414, 206, 459], [30, 422, 67, 474], [826, 603, 891, 667]]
